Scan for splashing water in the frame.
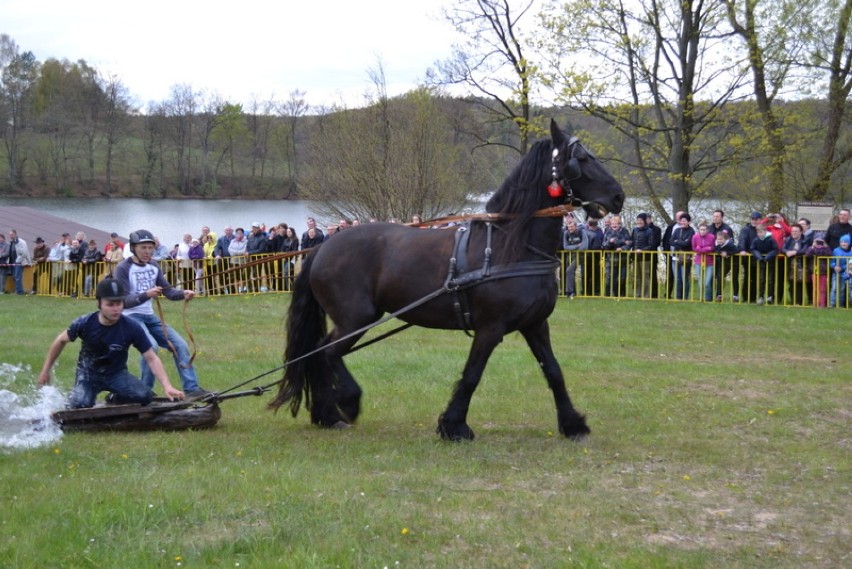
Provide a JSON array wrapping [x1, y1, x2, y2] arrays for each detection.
[[0, 363, 66, 451]]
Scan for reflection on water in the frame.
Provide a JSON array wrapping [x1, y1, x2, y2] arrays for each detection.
[[0, 197, 318, 246]]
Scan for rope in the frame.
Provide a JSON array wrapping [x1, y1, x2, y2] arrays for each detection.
[[153, 296, 194, 369], [191, 204, 578, 402]]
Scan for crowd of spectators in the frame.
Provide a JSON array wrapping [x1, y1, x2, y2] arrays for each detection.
[[559, 207, 852, 307], [1, 216, 386, 297], [4, 208, 851, 309]]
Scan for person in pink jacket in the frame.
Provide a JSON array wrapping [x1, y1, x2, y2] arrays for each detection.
[[692, 221, 716, 302]]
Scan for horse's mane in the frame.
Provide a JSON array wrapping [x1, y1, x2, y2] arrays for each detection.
[[485, 138, 555, 264]]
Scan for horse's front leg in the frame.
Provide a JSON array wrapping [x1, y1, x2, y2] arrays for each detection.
[[520, 321, 590, 440], [436, 330, 502, 441]]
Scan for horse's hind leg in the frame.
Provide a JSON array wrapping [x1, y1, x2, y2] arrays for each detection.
[[328, 355, 361, 423], [520, 321, 590, 440], [306, 345, 350, 428], [320, 317, 375, 426], [436, 329, 502, 441]]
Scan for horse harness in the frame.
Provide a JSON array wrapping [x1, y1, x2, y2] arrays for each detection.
[[444, 220, 561, 335]]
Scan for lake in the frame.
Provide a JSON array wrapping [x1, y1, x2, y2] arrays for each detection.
[[0, 195, 821, 248], [0, 197, 320, 246]]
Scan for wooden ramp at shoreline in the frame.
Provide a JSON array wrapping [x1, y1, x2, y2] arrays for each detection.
[[0, 206, 126, 250]]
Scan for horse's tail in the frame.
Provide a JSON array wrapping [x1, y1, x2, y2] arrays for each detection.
[[268, 251, 327, 417]]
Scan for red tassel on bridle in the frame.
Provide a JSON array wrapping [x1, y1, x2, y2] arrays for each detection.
[[548, 181, 564, 198]]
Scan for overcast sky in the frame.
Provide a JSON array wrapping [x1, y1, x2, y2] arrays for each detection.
[[4, 0, 461, 109]]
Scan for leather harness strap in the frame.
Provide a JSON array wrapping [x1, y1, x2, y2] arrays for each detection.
[[443, 220, 559, 334]]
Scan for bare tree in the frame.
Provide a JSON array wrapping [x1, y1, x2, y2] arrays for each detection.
[[100, 74, 132, 196], [276, 89, 309, 198], [246, 95, 275, 183], [163, 84, 198, 195], [428, 0, 540, 155], [305, 65, 469, 222], [142, 102, 167, 198]]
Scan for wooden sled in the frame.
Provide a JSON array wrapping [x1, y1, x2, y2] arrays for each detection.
[[52, 397, 221, 433]]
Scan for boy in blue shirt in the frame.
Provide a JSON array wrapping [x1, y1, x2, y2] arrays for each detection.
[[37, 278, 184, 408]]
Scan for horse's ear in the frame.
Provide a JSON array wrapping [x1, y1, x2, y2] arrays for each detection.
[[550, 119, 565, 147]]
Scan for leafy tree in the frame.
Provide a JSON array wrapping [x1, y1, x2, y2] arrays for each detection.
[[805, 0, 852, 201], [31, 58, 104, 192], [724, 0, 852, 210], [537, 0, 749, 222], [0, 34, 39, 190], [211, 102, 249, 186]]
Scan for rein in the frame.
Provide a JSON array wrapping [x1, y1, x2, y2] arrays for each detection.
[[154, 296, 196, 368], [184, 203, 579, 390]]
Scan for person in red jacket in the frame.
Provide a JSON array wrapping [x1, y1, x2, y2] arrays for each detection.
[[761, 214, 791, 303]]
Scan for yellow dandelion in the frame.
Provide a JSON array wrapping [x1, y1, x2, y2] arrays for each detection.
[[767, 409, 776, 415], [175, 556, 182, 561], [53, 448, 60, 454], [401, 528, 410, 535], [683, 475, 692, 481], [121, 454, 128, 460]]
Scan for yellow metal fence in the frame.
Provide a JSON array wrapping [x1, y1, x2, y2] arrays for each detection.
[[558, 250, 851, 308], [16, 251, 852, 309], [27, 255, 300, 298]]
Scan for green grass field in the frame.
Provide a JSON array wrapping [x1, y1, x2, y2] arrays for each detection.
[[1, 295, 849, 568]]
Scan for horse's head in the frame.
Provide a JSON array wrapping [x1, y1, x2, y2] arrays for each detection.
[[547, 119, 624, 218]]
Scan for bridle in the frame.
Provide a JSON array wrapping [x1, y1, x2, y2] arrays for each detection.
[[548, 136, 585, 203]]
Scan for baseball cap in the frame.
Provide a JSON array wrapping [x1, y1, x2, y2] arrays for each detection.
[[750, 212, 762, 219], [251, 221, 260, 228], [35, 236, 44, 243]]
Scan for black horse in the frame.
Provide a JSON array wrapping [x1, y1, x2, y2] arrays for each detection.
[[269, 120, 624, 440]]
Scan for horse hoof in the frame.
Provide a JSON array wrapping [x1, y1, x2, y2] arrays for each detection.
[[436, 421, 475, 441], [559, 414, 591, 440], [331, 420, 351, 429]]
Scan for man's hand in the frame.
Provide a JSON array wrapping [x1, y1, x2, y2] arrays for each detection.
[[146, 286, 164, 298], [164, 386, 185, 401]]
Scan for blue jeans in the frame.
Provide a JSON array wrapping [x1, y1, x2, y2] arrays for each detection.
[[829, 274, 850, 308], [128, 312, 201, 392], [68, 370, 153, 409], [12, 264, 25, 294], [672, 259, 691, 300], [695, 264, 714, 302]]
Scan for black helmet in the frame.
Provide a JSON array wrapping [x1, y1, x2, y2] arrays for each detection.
[[95, 277, 125, 301], [129, 229, 155, 246]]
